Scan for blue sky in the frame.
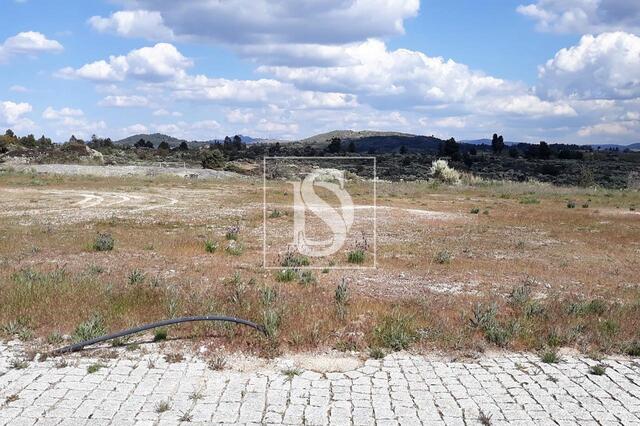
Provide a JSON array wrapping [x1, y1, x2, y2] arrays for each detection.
[[1, 0, 639, 144]]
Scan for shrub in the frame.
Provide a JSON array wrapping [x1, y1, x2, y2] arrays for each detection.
[[567, 201, 576, 208], [298, 271, 316, 286], [204, 239, 218, 253], [269, 210, 283, 218], [224, 242, 243, 256], [335, 279, 349, 319], [281, 367, 302, 380], [470, 207, 480, 214], [430, 159, 461, 184], [568, 299, 607, 316], [73, 314, 105, 342], [201, 149, 225, 169], [626, 342, 640, 357], [373, 311, 418, 351], [281, 251, 310, 267], [208, 354, 227, 371], [347, 249, 365, 264], [225, 225, 240, 240], [369, 347, 385, 360], [87, 363, 105, 374], [262, 309, 281, 340], [519, 197, 540, 205], [582, 203, 589, 208], [260, 286, 278, 307], [93, 233, 114, 251]]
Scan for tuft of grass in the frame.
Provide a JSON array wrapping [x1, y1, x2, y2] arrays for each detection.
[[188, 390, 204, 401], [225, 225, 240, 240], [269, 209, 282, 218], [204, 239, 218, 253], [46, 331, 64, 345], [155, 400, 171, 413], [434, 250, 452, 264], [567, 200, 576, 208], [281, 252, 310, 267], [87, 363, 105, 374], [347, 249, 366, 264], [10, 359, 29, 370], [153, 328, 168, 342], [588, 364, 607, 376], [73, 314, 105, 343], [373, 311, 418, 351], [128, 269, 146, 286], [281, 367, 302, 380], [208, 354, 227, 371], [298, 270, 316, 286], [626, 341, 640, 357], [164, 353, 184, 363], [335, 279, 349, 319], [224, 242, 243, 256], [470, 207, 480, 214], [568, 299, 607, 316], [369, 347, 385, 360], [4, 394, 19, 405], [540, 348, 561, 364], [178, 411, 193, 422], [519, 196, 540, 205], [262, 309, 282, 340], [276, 269, 297, 282], [93, 233, 114, 251], [478, 410, 493, 426]]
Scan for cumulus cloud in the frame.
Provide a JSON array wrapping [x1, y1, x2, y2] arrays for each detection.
[[42, 106, 106, 139], [538, 32, 640, 100], [88, 10, 174, 40], [0, 31, 63, 62], [99, 95, 150, 107], [0, 101, 33, 130], [517, 0, 640, 34], [9, 85, 29, 93], [57, 43, 192, 81]]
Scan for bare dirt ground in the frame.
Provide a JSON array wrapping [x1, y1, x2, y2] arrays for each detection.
[[1, 166, 640, 357]]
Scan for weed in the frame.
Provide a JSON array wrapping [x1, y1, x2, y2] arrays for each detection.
[[469, 303, 497, 329], [154, 328, 168, 342], [430, 159, 461, 184], [269, 209, 282, 218], [188, 390, 204, 401], [4, 394, 19, 405], [263, 309, 282, 340], [322, 268, 330, 274], [626, 341, 640, 357], [540, 348, 561, 364], [281, 367, 302, 380], [87, 363, 105, 374], [128, 269, 146, 286], [519, 197, 540, 205], [155, 400, 171, 413], [260, 286, 278, 307], [434, 250, 452, 264], [224, 241, 243, 256], [164, 353, 185, 363], [73, 314, 105, 343], [10, 359, 29, 370], [178, 411, 193, 422], [208, 354, 227, 371], [93, 233, 114, 251], [369, 347, 385, 360], [568, 299, 607, 316], [478, 410, 493, 426], [204, 239, 218, 253], [509, 282, 532, 305], [54, 358, 68, 368], [373, 311, 418, 351], [588, 364, 607, 376], [470, 207, 480, 214], [280, 251, 310, 267], [582, 203, 590, 208], [276, 269, 297, 282], [347, 249, 366, 264], [599, 319, 619, 337], [298, 270, 316, 286], [46, 331, 64, 345], [335, 279, 349, 319], [567, 200, 576, 208], [225, 225, 240, 240]]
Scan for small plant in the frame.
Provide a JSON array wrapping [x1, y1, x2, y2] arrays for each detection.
[[4, 394, 19, 405], [178, 411, 193, 422], [626, 341, 640, 357], [469, 303, 497, 329], [588, 364, 607, 376], [189, 390, 204, 401], [208, 354, 227, 371], [478, 410, 493, 426], [269, 209, 282, 218], [369, 347, 385, 360], [434, 250, 452, 264], [164, 353, 185, 363], [568, 299, 607, 316], [540, 348, 561, 364], [281, 366, 302, 380], [204, 239, 218, 253], [155, 400, 171, 413], [373, 310, 418, 351], [73, 314, 105, 342], [260, 286, 278, 307], [128, 268, 146, 285], [54, 358, 68, 368], [470, 207, 480, 214], [567, 200, 576, 208], [276, 268, 297, 282], [298, 270, 316, 286], [154, 328, 168, 342], [582, 203, 589, 208], [262, 309, 282, 340], [224, 241, 243, 256], [46, 331, 64, 345], [519, 197, 540, 205], [335, 279, 349, 319], [509, 281, 532, 305], [430, 159, 461, 184], [322, 268, 330, 274], [280, 250, 310, 267], [347, 249, 365, 264], [225, 225, 240, 240], [10, 358, 29, 370], [93, 233, 114, 251], [87, 363, 105, 374]]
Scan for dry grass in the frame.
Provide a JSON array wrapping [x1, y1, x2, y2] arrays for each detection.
[[1, 170, 639, 356]]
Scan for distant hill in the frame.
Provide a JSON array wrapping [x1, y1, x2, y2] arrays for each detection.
[[462, 138, 520, 146], [299, 130, 415, 145], [116, 133, 187, 147]]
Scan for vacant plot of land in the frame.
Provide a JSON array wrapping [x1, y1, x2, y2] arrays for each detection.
[[0, 168, 639, 358]]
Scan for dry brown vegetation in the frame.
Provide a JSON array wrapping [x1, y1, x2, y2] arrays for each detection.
[[1, 169, 639, 357]]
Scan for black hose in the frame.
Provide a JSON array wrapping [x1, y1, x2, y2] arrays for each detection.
[[51, 315, 266, 355]]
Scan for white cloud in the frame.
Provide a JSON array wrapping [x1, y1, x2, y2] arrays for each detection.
[[123, 123, 149, 134], [42, 106, 84, 120], [578, 122, 633, 136], [538, 32, 640, 100], [152, 108, 182, 117], [88, 10, 174, 40], [42, 106, 106, 139], [57, 43, 192, 81], [226, 109, 254, 124], [99, 95, 150, 107], [0, 101, 33, 130], [517, 0, 640, 34], [0, 31, 63, 62], [9, 85, 29, 93]]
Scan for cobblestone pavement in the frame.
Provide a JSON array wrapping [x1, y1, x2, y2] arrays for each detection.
[[1, 343, 640, 425]]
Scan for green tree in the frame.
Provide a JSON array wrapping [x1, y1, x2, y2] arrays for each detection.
[[491, 133, 505, 154], [348, 140, 357, 153], [201, 149, 225, 169], [326, 137, 342, 153]]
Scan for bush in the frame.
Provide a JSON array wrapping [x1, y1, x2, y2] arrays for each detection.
[[540, 348, 561, 364], [128, 269, 146, 286], [298, 271, 316, 286], [470, 207, 480, 214], [373, 311, 418, 351], [567, 200, 576, 208], [201, 149, 225, 169], [276, 269, 297, 282], [281, 251, 310, 267], [204, 239, 218, 253], [430, 159, 461, 185], [153, 328, 168, 341], [93, 233, 114, 251], [347, 249, 365, 264], [588, 364, 607, 376], [434, 250, 452, 264]]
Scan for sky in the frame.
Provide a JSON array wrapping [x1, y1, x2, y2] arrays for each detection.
[[1, 0, 639, 144]]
